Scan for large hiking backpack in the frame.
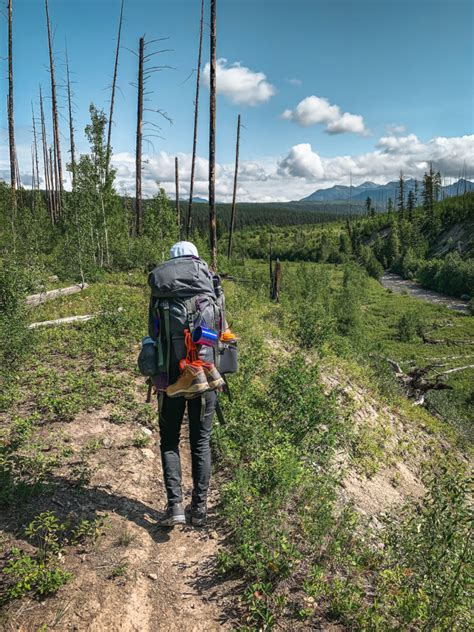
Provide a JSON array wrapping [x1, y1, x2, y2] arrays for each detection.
[[138, 256, 225, 386]]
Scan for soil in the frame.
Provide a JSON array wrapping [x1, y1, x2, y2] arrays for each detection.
[[1, 400, 239, 631]]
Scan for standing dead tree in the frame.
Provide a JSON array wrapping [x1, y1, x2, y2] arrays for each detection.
[[65, 43, 76, 186], [45, 0, 63, 214], [106, 0, 125, 177], [227, 114, 241, 259], [209, 0, 218, 270], [135, 36, 145, 237], [39, 86, 55, 221], [133, 36, 172, 237], [271, 259, 282, 302], [8, 0, 17, 210], [31, 103, 40, 191], [175, 156, 181, 231], [186, 0, 205, 238]]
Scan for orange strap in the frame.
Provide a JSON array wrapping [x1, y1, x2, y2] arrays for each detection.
[[184, 329, 198, 364]]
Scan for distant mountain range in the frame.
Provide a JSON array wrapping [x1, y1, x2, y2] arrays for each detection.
[[300, 178, 474, 205]]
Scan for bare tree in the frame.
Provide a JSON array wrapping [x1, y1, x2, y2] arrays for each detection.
[[209, 0, 218, 270], [31, 103, 40, 191], [45, 0, 63, 214], [7, 0, 17, 208], [106, 0, 125, 177], [65, 43, 76, 186], [175, 156, 181, 231], [227, 114, 241, 259], [40, 86, 55, 221], [135, 36, 145, 237], [271, 259, 282, 302], [186, 0, 205, 238]]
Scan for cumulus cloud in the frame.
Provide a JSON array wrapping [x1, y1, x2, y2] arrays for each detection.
[[3, 134, 472, 204], [278, 135, 474, 185], [202, 58, 276, 106], [277, 143, 324, 179], [282, 95, 368, 135]]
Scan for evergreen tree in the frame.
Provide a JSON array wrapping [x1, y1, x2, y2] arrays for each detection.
[[434, 170, 442, 201], [385, 222, 401, 268], [387, 197, 394, 214], [397, 171, 405, 214], [407, 189, 415, 221], [366, 196, 372, 216], [414, 178, 419, 205], [423, 164, 435, 211]]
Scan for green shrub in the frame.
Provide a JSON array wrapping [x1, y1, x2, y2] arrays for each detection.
[[397, 311, 424, 342]]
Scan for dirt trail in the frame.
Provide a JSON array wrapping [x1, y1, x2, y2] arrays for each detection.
[[3, 405, 233, 631]]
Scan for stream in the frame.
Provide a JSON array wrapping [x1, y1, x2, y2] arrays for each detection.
[[379, 273, 470, 314]]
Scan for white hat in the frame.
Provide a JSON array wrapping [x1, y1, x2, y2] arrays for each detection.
[[169, 241, 199, 259]]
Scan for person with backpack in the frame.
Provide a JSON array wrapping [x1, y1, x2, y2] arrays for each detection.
[[139, 241, 236, 527]]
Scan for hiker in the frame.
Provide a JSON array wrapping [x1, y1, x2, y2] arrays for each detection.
[[139, 241, 236, 528]]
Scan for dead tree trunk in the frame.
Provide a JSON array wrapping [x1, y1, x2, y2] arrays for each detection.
[[65, 44, 76, 186], [186, 0, 204, 238], [106, 0, 125, 177], [31, 103, 40, 191], [209, 0, 218, 270], [8, 0, 17, 209], [135, 36, 144, 237], [227, 113, 241, 259], [271, 259, 282, 302], [175, 156, 181, 232], [45, 0, 63, 214], [40, 86, 54, 221]]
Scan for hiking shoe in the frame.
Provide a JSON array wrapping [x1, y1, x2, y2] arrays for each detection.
[[202, 363, 225, 391], [157, 503, 186, 527], [166, 363, 209, 399], [185, 504, 207, 527]]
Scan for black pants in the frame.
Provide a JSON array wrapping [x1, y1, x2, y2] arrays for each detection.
[[158, 390, 217, 510]]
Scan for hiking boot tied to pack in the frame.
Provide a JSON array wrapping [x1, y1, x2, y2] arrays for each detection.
[[166, 329, 224, 399]]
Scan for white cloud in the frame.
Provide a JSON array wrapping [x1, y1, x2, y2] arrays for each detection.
[[278, 135, 474, 186], [277, 143, 324, 179], [282, 95, 368, 135], [3, 135, 472, 204], [286, 78, 302, 86], [202, 58, 276, 106], [386, 124, 407, 135]]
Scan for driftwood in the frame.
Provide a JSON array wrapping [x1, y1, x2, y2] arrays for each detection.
[[29, 314, 94, 329], [26, 283, 89, 307], [383, 357, 474, 406]]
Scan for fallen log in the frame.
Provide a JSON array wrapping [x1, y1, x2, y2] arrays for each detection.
[[28, 307, 123, 329], [26, 283, 89, 307], [28, 314, 94, 329], [421, 333, 474, 345]]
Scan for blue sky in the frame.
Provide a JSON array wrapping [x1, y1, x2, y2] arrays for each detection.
[[1, 0, 473, 201]]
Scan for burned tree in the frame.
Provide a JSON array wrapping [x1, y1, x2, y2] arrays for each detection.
[[65, 44, 76, 186], [45, 0, 63, 213], [8, 0, 17, 207], [135, 36, 144, 237], [175, 156, 181, 231], [271, 259, 282, 302], [227, 114, 241, 259], [40, 86, 55, 221], [209, 0, 218, 270], [31, 103, 40, 191], [106, 0, 125, 177], [186, 0, 205, 238], [133, 36, 172, 237]]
